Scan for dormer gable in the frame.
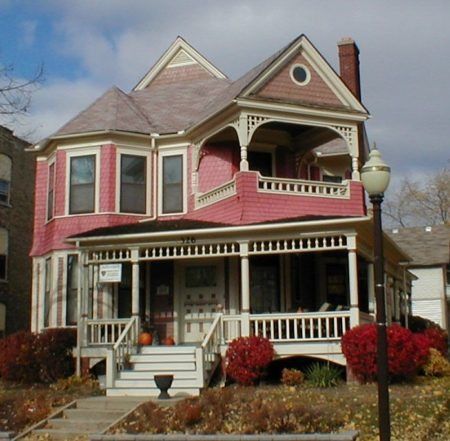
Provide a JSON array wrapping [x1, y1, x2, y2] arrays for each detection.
[[134, 36, 228, 91], [240, 35, 368, 114]]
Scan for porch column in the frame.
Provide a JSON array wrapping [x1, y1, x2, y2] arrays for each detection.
[[81, 252, 89, 347], [240, 145, 249, 171], [76, 251, 83, 376], [240, 242, 250, 336], [351, 156, 360, 180], [347, 238, 359, 327], [131, 248, 140, 318], [238, 114, 249, 171]]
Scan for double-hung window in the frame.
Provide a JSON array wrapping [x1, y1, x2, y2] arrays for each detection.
[[120, 154, 146, 213], [47, 162, 55, 220], [66, 255, 78, 325], [162, 154, 183, 214], [0, 154, 12, 206], [44, 257, 52, 328], [69, 155, 95, 214]]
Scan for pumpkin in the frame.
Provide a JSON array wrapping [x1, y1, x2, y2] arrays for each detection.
[[138, 332, 153, 346], [163, 336, 175, 346]]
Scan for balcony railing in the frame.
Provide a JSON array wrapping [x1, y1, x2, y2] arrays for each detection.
[[258, 175, 350, 198], [195, 178, 236, 208]]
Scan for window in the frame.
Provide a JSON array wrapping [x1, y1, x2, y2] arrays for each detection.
[[69, 155, 95, 214], [0, 229, 7, 280], [44, 257, 52, 327], [322, 175, 343, 184], [120, 154, 146, 213], [290, 64, 311, 86], [66, 255, 78, 325], [162, 155, 183, 213], [47, 162, 55, 220], [0, 154, 12, 206]]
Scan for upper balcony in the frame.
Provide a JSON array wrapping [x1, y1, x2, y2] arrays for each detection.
[[190, 117, 366, 224]]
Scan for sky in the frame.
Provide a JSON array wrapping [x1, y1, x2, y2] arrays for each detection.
[[0, 0, 449, 192]]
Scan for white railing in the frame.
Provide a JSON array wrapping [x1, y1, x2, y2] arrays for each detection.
[[113, 316, 139, 371], [222, 314, 243, 342], [85, 318, 131, 346], [250, 312, 351, 342], [258, 175, 350, 198], [196, 178, 237, 208]]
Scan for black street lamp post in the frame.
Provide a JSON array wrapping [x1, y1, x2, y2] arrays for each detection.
[[361, 147, 391, 441]]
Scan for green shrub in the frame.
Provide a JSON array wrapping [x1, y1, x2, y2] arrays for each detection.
[[305, 362, 342, 388], [281, 368, 304, 386]]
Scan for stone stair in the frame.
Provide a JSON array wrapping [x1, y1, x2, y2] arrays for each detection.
[[29, 396, 142, 440], [107, 345, 208, 397]]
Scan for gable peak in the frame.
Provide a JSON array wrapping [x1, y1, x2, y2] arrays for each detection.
[[133, 36, 228, 90]]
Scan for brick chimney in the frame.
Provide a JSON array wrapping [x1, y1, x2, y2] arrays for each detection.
[[337, 37, 361, 101]]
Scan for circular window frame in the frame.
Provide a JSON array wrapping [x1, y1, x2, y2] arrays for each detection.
[[290, 64, 311, 86]]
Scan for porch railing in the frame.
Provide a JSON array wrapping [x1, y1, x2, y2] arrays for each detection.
[[258, 175, 350, 198], [85, 318, 131, 346], [195, 178, 237, 208], [221, 312, 351, 343]]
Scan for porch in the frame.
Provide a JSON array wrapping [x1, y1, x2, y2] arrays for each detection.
[[80, 309, 373, 397], [69, 217, 400, 396]]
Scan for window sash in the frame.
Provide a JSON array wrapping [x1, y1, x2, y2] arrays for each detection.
[[69, 155, 95, 214], [120, 155, 146, 213], [47, 163, 55, 220], [0, 179, 10, 205], [162, 155, 183, 213], [44, 258, 51, 328]]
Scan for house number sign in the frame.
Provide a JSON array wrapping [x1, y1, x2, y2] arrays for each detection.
[[99, 263, 122, 283], [180, 237, 196, 244]]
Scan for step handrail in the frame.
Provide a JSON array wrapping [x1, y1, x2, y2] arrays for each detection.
[[198, 313, 223, 387], [113, 316, 139, 369]]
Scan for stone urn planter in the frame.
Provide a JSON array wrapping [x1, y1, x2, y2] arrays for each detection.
[[154, 374, 174, 399]]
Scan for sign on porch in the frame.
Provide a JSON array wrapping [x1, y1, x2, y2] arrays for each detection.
[[99, 263, 122, 283]]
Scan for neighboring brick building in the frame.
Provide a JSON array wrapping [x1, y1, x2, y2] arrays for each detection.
[[0, 125, 35, 335]]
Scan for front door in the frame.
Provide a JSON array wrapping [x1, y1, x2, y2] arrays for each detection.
[[179, 259, 224, 343]]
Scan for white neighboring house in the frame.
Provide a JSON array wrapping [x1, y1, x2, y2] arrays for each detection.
[[388, 225, 450, 332]]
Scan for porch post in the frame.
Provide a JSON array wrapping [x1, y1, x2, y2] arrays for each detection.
[[76, 251, 83, 376], [239, 242, 250, 336], [238, 114, 249, 171], [81, 252, 90, 347], [131, 248, 140, 319], [347, 236, 359, 327], [240, 144, 249, 171]]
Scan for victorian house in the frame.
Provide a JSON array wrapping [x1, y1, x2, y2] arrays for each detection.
[[30, 35, 411, 396]]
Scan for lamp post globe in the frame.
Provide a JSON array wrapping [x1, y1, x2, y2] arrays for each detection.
[[361, 145, 391, 441], [361, 147, 391, 196]]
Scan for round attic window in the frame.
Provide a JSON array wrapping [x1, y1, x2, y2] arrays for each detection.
[[290, 64, 311, 86]]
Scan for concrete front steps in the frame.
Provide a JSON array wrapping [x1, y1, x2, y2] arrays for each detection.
[[107, 345, 205, 397], [30, 397, 142, 440]]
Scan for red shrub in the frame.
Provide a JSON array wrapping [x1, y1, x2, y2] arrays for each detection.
[[0, 331, 40, 383], [0, 328, 76, 384], [420, 327, 448, 356], [342, 324, 429, 383], [35, 328, 77, 383], [225, 336, 274, 385]]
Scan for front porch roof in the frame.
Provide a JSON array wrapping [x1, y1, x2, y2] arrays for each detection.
[[67, 215, 367, 247]]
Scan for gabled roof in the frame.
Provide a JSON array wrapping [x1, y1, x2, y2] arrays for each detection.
[[56, 86, 152, 136], [387, 224, 450, 266], [37, 34, 369, 148]]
